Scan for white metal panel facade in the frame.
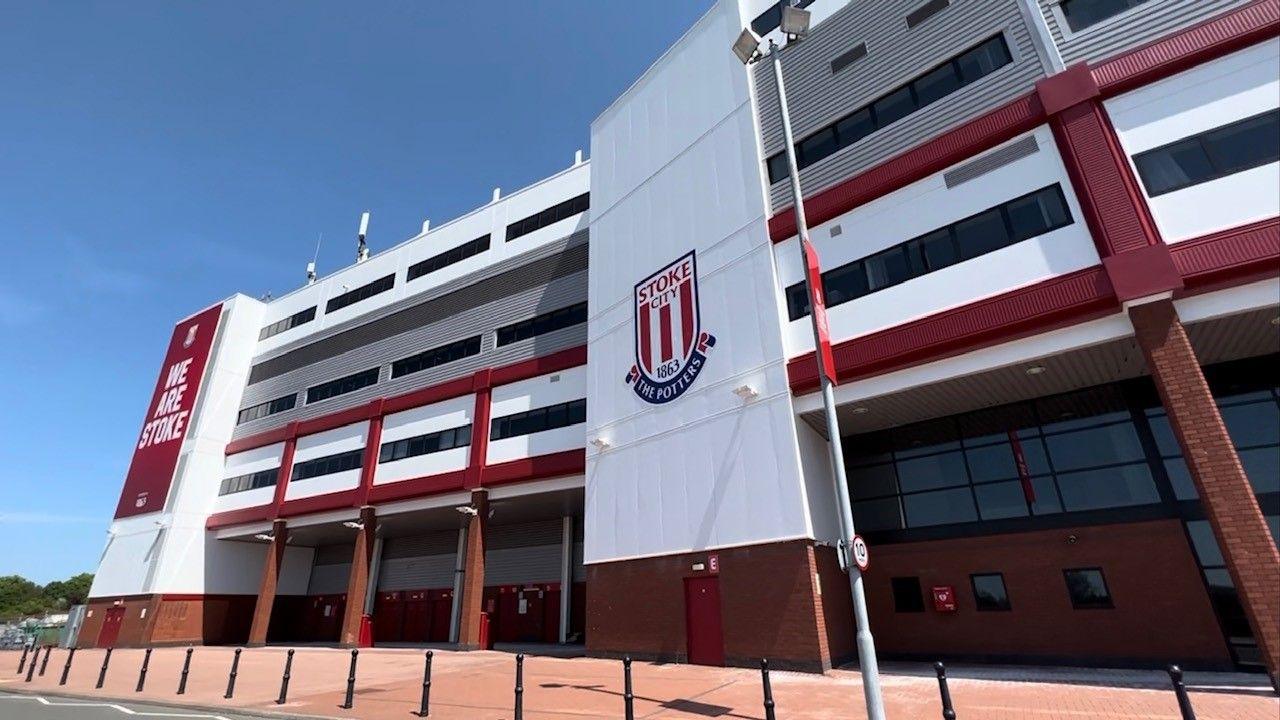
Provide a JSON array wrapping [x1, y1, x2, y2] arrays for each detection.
[[585, 0, 814, 564], [1106, 40, 1280, 243], [286, 421, 369, 500], [487, 366, 587, 464]]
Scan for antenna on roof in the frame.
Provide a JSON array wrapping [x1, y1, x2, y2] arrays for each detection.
[[356, 212, 370, 263], [307, 233, 322, 285], [421, 219, 431, 234], [491, 188, 502, 203], [574, 149, 583, 166]]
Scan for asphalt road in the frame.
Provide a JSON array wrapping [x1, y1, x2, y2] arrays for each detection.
[[0, 692, 268, 720]]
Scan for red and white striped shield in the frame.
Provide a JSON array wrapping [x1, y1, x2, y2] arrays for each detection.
[[626, 251, 715, 404]]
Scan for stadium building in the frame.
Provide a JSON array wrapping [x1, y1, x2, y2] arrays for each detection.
[[85, 0, 1279, 682]]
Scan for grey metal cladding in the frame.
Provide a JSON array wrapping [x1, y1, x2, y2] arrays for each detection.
[[487, 519, 563, 549], [483, 520, 568, 586], [754, 0, 1049, 210], [314, 544, 356, 565], [307, 564, 351, 595], [230, 237, 589, 441], [383, 532, 459, 559], [943, 134, 1039, 188], [1036, 0, 1253, 66], [378, 555, 456, 591]]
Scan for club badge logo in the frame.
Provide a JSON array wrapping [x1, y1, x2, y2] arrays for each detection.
[[625, 250, 715, 404], [182, 324, 199, 349]]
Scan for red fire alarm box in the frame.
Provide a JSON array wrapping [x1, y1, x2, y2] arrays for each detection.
[[708, 553, 720, 574], [932, 585, 957, 612]]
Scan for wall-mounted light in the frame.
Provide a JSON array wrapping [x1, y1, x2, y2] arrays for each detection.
[[1025, 365, 1047, 376], [850, 406, 869, 415], [590, 437, 612, 451], [455, 506, 479, 517], [732, 385, 759, 401], [253, 533, 275, 542], [342, 521, 365, 530]]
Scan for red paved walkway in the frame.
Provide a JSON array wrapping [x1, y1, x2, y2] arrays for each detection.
[[3, 647, 1276, 719]]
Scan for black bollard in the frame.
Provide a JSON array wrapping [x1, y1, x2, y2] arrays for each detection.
[[24, 646, 41, 682], [760, 659, 776, 720], [39, 645, 53, 676], [341, 649, 358, 709], [514, 653, 524, 720], [224, 648, 242, 699], [177, 647, 193, 695], [135, 648, 153, 692], [96, 648, 113, 689], [934, 661, 956, 720], [59, 648, 76, 686], [415, 650, 433, 717], [276, 649, 295, 705], [623, 656, 635, 720], [1168, 665, 1196, 720], [17, 643, 30, 674]]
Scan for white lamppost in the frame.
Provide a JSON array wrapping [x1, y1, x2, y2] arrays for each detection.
[[733, 6, 887, 720]]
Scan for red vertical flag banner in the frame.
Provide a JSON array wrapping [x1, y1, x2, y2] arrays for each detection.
[[1007, 430, 1037, 504], [803, 239, 838, 385], [113, 303, 224, 519]]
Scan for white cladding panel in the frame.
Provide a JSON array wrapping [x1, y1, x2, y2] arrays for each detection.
[[286, 421, 368, 500], [488, 367, 587, 464], [375, 395, 474, 484], [254, 163, 590, 355], [1107, 40, 1280, 243], [586, 0, 813, 564], [213, 442, 285, 512], [88, 517, 163, 598], [211, 485, 276, 513], [775, 126, 1099, 356]]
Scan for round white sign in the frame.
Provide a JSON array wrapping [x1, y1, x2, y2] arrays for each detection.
[[851, 535, 870, 571]]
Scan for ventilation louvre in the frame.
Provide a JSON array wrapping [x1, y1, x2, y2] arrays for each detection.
[[943, 135, 1040, 188]]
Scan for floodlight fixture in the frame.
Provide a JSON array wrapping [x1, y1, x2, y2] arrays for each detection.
[[780, 4, 812, 37], [732, 27, 762, 65]]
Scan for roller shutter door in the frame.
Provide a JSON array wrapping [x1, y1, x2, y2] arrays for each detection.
[[307, 544, 354, 595], [485, 519, 564, 586], [378, 531, 459, 591]]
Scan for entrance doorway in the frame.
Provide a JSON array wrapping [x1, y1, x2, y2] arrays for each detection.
[[683, 577, 725, 666], [96, 606, 126, 647]]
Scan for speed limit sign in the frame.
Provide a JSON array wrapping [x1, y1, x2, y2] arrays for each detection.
[[851, 535, 870, 571]]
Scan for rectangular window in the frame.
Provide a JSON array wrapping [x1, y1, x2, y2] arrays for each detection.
[[236, 393, 298, 425], [291, 449, 365, 481], [490, 398, 586, 441], [891, 577, 926, 612], [325, 274, 395, 314], [970, 573, 1011, 611], [406, 235, 491, 282], [259, 306, 317, 341], [306, 367, 380, 404], [905, 0, 949, 29], [1060, 0, 1151, 33], [1063, 567, 1113, 609], [830, 43, 868, 75], [786, 185, 1072, 320], [496, 302, 588, 347], [390, 336, 482, 379], [218, 468, 279, 496], [505, 193, 589, 242], [379, 424, 472, 463], [767, 35, 1012, 183], [1133, 110, 1280, 197]]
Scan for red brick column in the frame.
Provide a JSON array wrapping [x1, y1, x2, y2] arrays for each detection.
[[1129, 299, 1280, 686], [247, 519, 289, 646], [339, 506, 378, 647], [456, 489, 489, 650]]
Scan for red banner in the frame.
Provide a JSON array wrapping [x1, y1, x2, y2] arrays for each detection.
[[113, 303, 223, 519], [1007, 430, 1037, 504], [802, 239, 838, 385]]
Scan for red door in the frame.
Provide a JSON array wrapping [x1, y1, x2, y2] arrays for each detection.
[[96, 606, 126, 648], [403, 591, 431, 643], [428, 591, 452, 642], [684, 577, 725, 666], [516, 587, 545, 642], [374, 592, 404, 643]]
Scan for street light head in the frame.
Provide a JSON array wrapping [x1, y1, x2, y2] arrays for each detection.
[[731, 27, 762, 65], [780, 5, 812, 37]]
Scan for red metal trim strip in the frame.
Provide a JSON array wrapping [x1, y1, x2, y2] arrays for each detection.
[[1092, 0, 1280, 98], [482, 449, 586, 487], [787, 267, 1116, 393], [278, 489, 361, 518], [205, 503, 275, 530], [366, 470, 468, 504], [355, 400, 386, 507], [226, 346, 588, 455], [464, 371, 494, 490], [1171, 217, 1280, 293]]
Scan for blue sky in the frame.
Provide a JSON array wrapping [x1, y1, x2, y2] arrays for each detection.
[[0, 0, 713, 584]]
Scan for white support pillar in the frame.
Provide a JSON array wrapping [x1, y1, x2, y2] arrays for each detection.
[[559, 516, 573, 644], [448, 527, 467, 643]]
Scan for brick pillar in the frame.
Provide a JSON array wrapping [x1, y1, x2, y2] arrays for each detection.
[[248, 519, 289, 646], [339, 506, 378, 647], [1129, 299, 1280, 687], [456, 489, 489, 650]]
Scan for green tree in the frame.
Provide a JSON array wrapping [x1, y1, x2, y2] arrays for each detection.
[[0, 573, 95, 621]]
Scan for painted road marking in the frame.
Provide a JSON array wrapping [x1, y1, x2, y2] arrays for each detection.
[[0, 695, 233, 719]]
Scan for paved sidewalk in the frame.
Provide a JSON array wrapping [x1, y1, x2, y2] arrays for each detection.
[[3, 647, 1276, 719]]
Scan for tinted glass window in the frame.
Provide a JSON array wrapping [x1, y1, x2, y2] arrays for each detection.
[[325, 274, 395, 314], [918, 228, 959, 271], [306, 368, 379, 404], [824, 261, 870, 307], [971, 573, 1011, 610], [391, 336, 482, 379], [975, 480, 1029, 520], [495, 302, 588, 347], [853, 497, 905, 532], [237, 393, 298, 425], [259, 306, 317, 341], [849, 462, 898, 498], [1064, 568, 1112, 608], [891, 577, 925, 612], [490, 399, 587, 440], [863, 246, 912, 292], [913, 63, 961, 107], [1056, 465, 1159, 512], [902, 487, 978, 527], [506, 193, 590, 242], [953, 209, 1011, 260], [835, 109, 875, 148], [1206, 112, 1280, 174], [1134, 139, 1214, 196], [799, 128, 837, 170], [872, 86, 916, 128], [896, 451, 968, 493], [1134, 110, 1280, 196], [1060, 0, 1151, 32], [379, 424, 472, 464], [407, 235, 491, 282], [955, 36, 1012, 83], [291, 449, 365, 481]]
